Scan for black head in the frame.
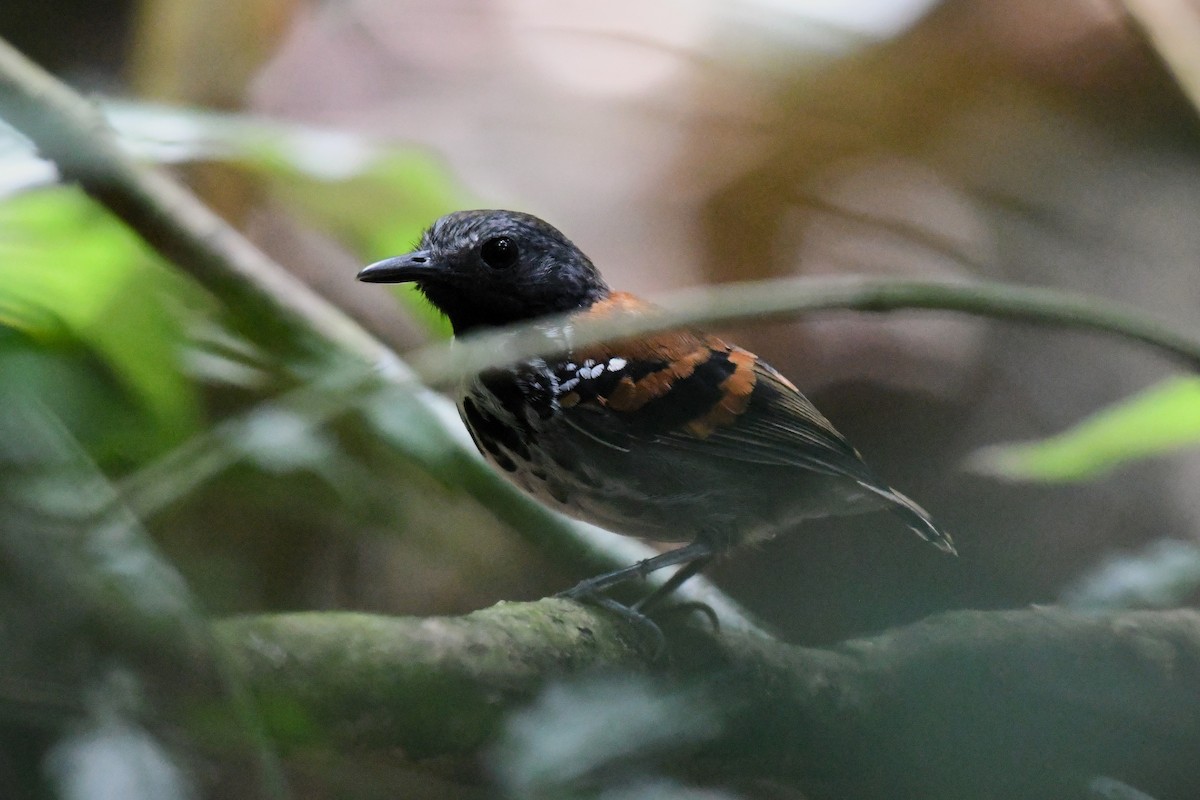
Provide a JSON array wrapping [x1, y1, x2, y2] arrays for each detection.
[[358, 210, 610, 335]]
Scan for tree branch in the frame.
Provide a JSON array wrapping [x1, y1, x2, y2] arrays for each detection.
[[215, 602, 1200, 799]]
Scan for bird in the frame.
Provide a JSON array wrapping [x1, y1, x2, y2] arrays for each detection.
[[358, 209, 954, 622]]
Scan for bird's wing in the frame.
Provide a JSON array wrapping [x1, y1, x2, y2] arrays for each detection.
[[554, 328, 874, 484], [662, 360, 877, 483], [553, 327, 954, 551]]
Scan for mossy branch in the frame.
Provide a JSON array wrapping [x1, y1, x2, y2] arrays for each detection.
[[214, 602, 1200, 799]]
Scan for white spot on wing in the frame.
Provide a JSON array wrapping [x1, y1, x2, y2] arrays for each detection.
[[607, 357, 627, 372]]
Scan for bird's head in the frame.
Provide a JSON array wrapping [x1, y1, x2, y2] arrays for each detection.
[[358, 210, 610, 335]]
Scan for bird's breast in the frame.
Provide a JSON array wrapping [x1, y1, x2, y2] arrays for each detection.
[[457, 360, 585, 508], [456, 357, 701, 538]]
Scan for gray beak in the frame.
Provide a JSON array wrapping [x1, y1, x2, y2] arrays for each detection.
[[357, 250, 438, 283]]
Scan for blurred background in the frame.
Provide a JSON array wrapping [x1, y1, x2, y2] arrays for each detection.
[[4, 0, 1200, 797]]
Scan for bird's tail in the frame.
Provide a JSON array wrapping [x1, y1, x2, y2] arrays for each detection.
[[860, 483, 956, 555]]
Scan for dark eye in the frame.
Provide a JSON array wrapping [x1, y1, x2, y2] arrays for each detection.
[[480, 236, 519, 269]]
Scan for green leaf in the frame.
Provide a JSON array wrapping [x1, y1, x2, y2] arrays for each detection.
[[2, 102, 463, 338], [969, 377, 1200, 482], [262, 149, 460, 339], [0, 186, 202, 457], [103, 102, 465, 338]]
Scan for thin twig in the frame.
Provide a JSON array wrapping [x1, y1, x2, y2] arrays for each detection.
[[408, 275, 1200, 389]]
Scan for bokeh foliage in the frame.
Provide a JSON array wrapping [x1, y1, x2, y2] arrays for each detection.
[[5, 5, 1200, 792], [973, 376, 1200, 482], [0, 103, 461, 466]]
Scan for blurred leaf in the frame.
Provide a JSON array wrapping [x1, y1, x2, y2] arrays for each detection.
[[968, 377, 1200, 482], [491, 675, 719, 799], [0, 399, 198, 634], [236, 406, 337, 474], [1061, 539, 1200, 611], [46, 715, 193, 800], [106, 100, 464, 275], [0, 186, 203, 459], [1088, 775, 1164, 800], [263, 149, 459, 339], [361, 384, 470, 485], [1, 101, 463, 338], [0, 119, 57, 198], [0, 101, 438, 193], [0, 399, 287, 797], [105, 101, 464, 337]]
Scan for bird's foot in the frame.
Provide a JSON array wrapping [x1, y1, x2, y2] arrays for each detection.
[[557, 585, 667, 658], [638, 599, 720, 632]]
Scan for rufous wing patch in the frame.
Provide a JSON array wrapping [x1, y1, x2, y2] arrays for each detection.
[[684, 345, 757, 438], [566, 294, 759, 437], [605, 346, 709, 412]]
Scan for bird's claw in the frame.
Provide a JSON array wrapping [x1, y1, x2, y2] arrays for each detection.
[[557, 587, 667, 659], [638, 599, 720, 632]]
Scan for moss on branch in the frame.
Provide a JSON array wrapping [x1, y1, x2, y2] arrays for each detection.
[[213, 601, 1200, 799], [214, 601, 652, 757]]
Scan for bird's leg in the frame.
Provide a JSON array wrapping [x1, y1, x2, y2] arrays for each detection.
[[556, 541, 718, 655], [557, 540, 715, 600], [633, 554, 714, 615]]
